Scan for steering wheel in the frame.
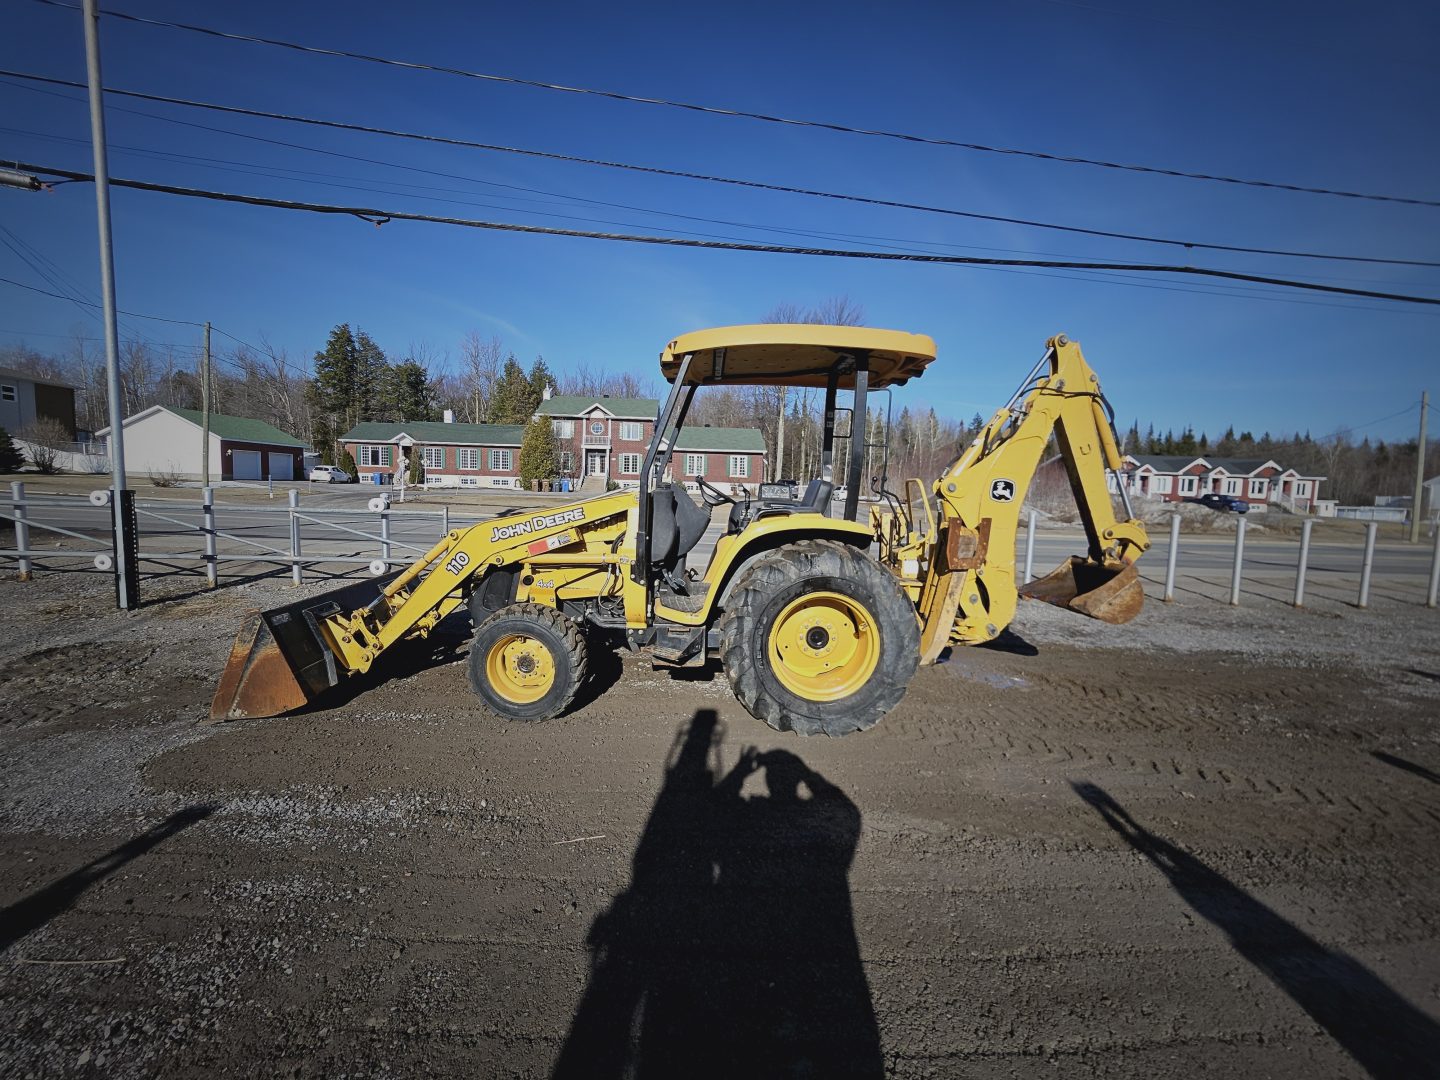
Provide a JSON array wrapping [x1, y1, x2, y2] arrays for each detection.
[[693, 476, 737, 508]]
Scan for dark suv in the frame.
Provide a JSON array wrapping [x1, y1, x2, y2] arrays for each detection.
[[1185, 493, 1249, 514]]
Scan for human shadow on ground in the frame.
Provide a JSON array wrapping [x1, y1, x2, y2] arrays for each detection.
[[0, 804, 216, 955], [1372, 751, 1440, 786], [1073, 782, 1440, 1080], [552, 709, 882, 1079]]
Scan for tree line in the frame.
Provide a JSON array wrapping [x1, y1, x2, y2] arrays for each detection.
[[1, 319, 1431, 505]]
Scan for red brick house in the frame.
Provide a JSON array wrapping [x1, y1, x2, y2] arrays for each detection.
[[339, 421, 526, 488], [342, 397, 767, 493], [536, 394, 766, 492], [1121, 455, 1325, 513]]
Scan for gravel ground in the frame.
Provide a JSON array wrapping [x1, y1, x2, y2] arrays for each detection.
[[1, 564, 1437, 1078]]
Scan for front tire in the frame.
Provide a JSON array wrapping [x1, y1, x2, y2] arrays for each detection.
[[468, 603, 588, 721], [719, 540, 920, 736]]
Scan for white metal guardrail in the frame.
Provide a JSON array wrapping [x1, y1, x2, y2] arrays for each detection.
[[0, 482, 475, 588], [4, 486, 1438, 610]]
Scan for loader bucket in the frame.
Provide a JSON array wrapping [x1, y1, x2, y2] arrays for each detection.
[[209, 574, 398, 722], [1018, 557, 1144, 625]]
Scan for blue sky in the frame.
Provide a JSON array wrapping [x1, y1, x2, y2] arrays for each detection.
[[2, 0, 1437, 443]]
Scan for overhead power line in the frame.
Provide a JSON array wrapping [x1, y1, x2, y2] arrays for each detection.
[[14, 161, 1440, 307], [26, 0, 1440, 209], [4, 70, 1435, 269], [0, 275, 310, 378]]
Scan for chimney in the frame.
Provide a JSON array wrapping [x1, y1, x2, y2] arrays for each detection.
[[542, 385, 552, 401], [443, 409, 454, 423]]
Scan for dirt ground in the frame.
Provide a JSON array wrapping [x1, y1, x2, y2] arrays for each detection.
[[1, 565, 1438, 1078]]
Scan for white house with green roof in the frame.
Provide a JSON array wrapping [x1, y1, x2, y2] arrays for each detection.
[[536, 394, 766, 491], [97, 405, 306, 482]]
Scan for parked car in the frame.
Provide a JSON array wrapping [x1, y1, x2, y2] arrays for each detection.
[[308, 465, 353, 483], [1185, 493, 1248, 514]]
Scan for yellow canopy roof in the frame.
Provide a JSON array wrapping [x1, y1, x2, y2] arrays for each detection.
[[659, 324, 937, 389]]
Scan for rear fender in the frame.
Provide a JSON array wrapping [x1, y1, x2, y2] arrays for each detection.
[[658, 514, 873, 626]]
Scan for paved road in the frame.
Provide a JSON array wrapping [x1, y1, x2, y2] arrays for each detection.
[[9, 492, 1438, 582]]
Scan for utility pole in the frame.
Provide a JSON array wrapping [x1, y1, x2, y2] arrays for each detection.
[[1411, 390, 1429, 544], [201, 321, 211, 484], [83, 0, 137, 610], [775, 386, 786, 482]]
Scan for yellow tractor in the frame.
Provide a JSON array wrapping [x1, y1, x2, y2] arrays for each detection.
[[213, 325, 1148, 736]]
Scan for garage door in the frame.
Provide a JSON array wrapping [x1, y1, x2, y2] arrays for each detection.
[[268, 453, 293, 480], [232, 450, 262, 480]]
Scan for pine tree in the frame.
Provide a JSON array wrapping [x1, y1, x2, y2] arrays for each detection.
[[408, 447, 424, 484], [490, 356, 533, 424], [383, 360, 436, 422], [336, 446, 359, 479], [518, 416, 558, 485], [0, 427, 24, 473], [527, 357, 556, 411]]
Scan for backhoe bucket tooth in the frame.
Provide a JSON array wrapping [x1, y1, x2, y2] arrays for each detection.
[[209, 575, 397, 722], [1018, 557, 1144, 625]]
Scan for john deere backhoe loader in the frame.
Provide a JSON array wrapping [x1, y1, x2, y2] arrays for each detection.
[[213, 325, 1148, 736]]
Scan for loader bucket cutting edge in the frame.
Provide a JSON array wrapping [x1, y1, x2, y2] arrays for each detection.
[[1018, 557, 1144, 625]]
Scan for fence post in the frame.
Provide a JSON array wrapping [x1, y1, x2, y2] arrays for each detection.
[[1023, 509, 1036, 584], [1358, 521, 1377, 608], [1229, 516, 1246, 606], [381, 506, 391, 567], [1163, 513, 1179, 602], [11, 481, 31, 581], [441, 505, 450, 537], [288, 487, 302, 585], [1428, 525, 1440, 608], [202, 485, 218, 588], [1293, 518, 1313, 608]]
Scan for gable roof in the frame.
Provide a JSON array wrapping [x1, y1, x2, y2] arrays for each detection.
[[340, 421, 526, 446], [1205, 457, 1277, 475], [671, 426, 766, 453], [537, 395, 659, 420], [1126, 455, 1208, 472], [98, 405, 305, 446]]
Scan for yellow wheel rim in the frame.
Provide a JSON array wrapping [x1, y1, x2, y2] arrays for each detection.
[[766, 590, 880, 703], [485, 634, 556, 704]]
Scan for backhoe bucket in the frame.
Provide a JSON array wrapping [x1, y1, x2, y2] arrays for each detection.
[[209, 575, 397, 722], [1018, 557, 1144, 625]]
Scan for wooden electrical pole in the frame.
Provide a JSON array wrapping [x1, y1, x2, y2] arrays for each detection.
[[1410, 389, 1429, 543]]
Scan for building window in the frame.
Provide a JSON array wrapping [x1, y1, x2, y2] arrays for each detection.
[[460, 476, 478, 487], [559, 451, 574, 473], [457, 448, 479, 470], [422, 447, 444, 469], [552, 419, 574, 438], [1295, 481, 1310, 497], [490, 449, 512, 471], [1222, 478, 1240, 495], [1178, 475, 1197, 495], [619, 453, 641, 475], [1249, 478, 1267, 497], [490, 477, 512, 487], [728, 455, 749, 478], [0, 384, 15, 402], [1151, 475, 1171, 494], [359, 445, 392, 467], [619, 421, 643, 441], [684, 453, 706, 477]]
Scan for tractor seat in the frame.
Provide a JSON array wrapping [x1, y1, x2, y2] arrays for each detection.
[[650, 482, 710, 588]]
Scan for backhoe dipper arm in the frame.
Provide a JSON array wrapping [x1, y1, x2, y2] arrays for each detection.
[[915, 335, 1148, 661]]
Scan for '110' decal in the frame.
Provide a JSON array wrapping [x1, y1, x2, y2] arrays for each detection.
[[445, 551, 471, 575]]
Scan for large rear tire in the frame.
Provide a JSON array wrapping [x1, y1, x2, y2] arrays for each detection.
[[468, 603, 588, 721], [719, 540, 920, 736]]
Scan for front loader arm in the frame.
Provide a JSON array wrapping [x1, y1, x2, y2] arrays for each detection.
[[211, 492, 637, 720], [915, 335, 1148, 661]]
